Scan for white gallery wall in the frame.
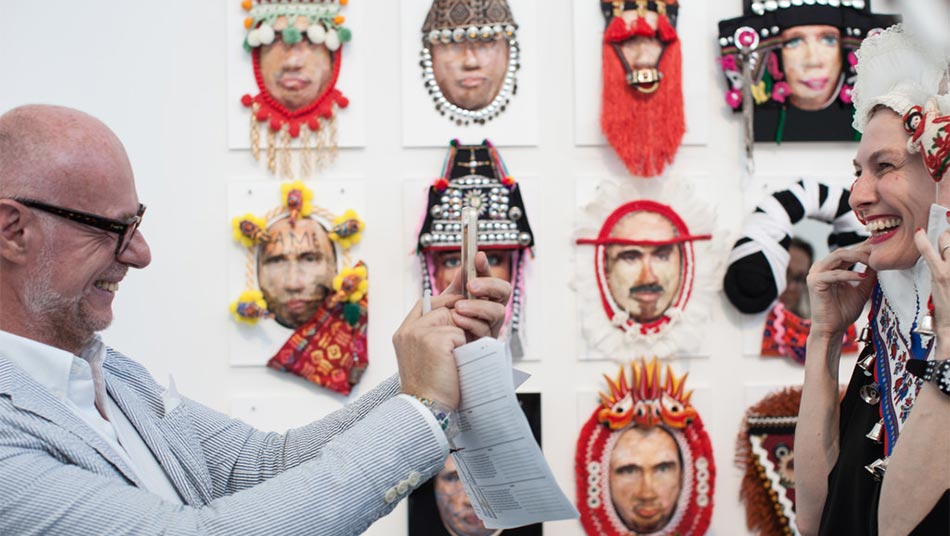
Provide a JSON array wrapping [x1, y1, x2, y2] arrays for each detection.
[[1, 0, 892, 534]]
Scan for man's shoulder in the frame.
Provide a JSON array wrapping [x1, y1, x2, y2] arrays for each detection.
[[102, 347, 161, 391]]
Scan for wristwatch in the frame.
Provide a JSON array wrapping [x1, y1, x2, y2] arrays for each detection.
[[906, 359, 950, 396]]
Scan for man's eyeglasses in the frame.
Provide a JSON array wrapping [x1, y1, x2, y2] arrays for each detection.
[[14, 198, 146, 257]]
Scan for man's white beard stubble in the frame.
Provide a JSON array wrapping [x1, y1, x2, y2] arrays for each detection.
[[23, 234, 109, 349]]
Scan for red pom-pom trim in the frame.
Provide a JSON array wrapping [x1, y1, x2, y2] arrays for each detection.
[[243, 46, 349, 138]]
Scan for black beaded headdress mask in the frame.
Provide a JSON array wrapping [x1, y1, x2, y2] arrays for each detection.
[[417, 140, 534, 355]]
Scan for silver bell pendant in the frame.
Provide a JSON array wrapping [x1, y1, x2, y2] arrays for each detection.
[[914, 313, 935, 337], [858, 351, 876, 376], [859, 383, 881, 405], [865, 419, 884, 443], [865, 457, 889, 481]]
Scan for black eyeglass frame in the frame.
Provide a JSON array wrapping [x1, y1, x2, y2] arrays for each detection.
[[13, 198, 146, 257]]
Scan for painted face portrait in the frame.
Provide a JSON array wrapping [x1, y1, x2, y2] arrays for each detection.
[[433, 456, 495, 536], [430, 39, 510, 111], [780, 25, 842, 111], [609, 426, 683, 533], [432, 249, 512, 293], [605, 211, 683, 324], [259, 16, 334, 112], [257, 216, 337, 329]]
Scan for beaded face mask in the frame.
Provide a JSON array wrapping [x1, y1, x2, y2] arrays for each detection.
[[576, 359, 715, 536], [575, 178, 718, 360], [230, 181, 369, 395], [598, 0, 684, 177], [417, 140, 534, 357], [418, 0, 520, 125], [239, 0, 353, 178], [736, 387, 802, 536]]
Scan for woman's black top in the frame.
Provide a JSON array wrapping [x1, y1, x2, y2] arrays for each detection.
[[819, 360, 949, 535]]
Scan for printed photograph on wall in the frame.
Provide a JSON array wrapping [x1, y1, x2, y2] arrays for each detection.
[[229, 0, 368, 176], [717, 0, 898, 146], [735, 386, 803, 536], [576, 359, 715, 536], [724, 178, 866, 362], [408, 393, 542, 536], [575, 178, 719, 360], [227, 179, 368, 395], [417, 140, 535, 357], [400, 0, 540, 146]]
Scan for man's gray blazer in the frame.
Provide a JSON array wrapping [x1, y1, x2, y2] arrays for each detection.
[[0, 348, 448, 535]]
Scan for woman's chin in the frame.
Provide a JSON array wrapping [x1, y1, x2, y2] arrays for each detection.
[[867, 250, 920, 273]]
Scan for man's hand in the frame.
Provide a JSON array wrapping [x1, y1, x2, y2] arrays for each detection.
[[394, 293, 467, 410], [393, 252, 513, 410], [441, 251, 512, 340]]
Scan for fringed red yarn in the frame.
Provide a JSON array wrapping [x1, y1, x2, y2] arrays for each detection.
[[600, 39, 685, 177], [603, 16, 633, 43], [657, 14, 678, 43]]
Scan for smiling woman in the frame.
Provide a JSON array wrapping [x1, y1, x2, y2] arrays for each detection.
[[794, 25, 950, 535]]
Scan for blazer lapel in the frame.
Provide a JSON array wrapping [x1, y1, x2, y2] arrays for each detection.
[[105, 374, 214, 506], [0, 359, 145, 488]]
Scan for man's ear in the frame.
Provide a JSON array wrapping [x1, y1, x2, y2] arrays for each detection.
[[0, 200, 31, 264]]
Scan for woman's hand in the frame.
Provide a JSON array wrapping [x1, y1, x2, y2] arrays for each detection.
[[914, 226, 950, 341], [806, 241, 877, 339]]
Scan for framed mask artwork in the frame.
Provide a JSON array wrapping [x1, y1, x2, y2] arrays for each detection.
[[228, 0, 368, 178], [575, 178, 718, 360], [227, 179, 368, 395], [408, 393, 542, 536], [717, 0, 898, 159], [576, 359, 715, 536], [736, 386, 803, 536], [572, 0, 708, 174], [400, 0, 540, 147], [416, 140, 535, 357], [724, 177, 866, 362]]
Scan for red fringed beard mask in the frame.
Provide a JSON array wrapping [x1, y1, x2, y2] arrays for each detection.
[[600, 12, 684, 178]]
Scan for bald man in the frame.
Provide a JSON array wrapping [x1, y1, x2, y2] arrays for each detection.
[[0, 105, 511, 535]]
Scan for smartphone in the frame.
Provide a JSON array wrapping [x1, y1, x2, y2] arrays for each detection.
[[927, 203, 950, 250], [460, 206, 478, 300]]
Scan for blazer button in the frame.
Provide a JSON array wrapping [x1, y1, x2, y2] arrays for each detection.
[[407, 471, 421, 486], [396, 480, 410, 494], [384, 488, 397, 503]]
